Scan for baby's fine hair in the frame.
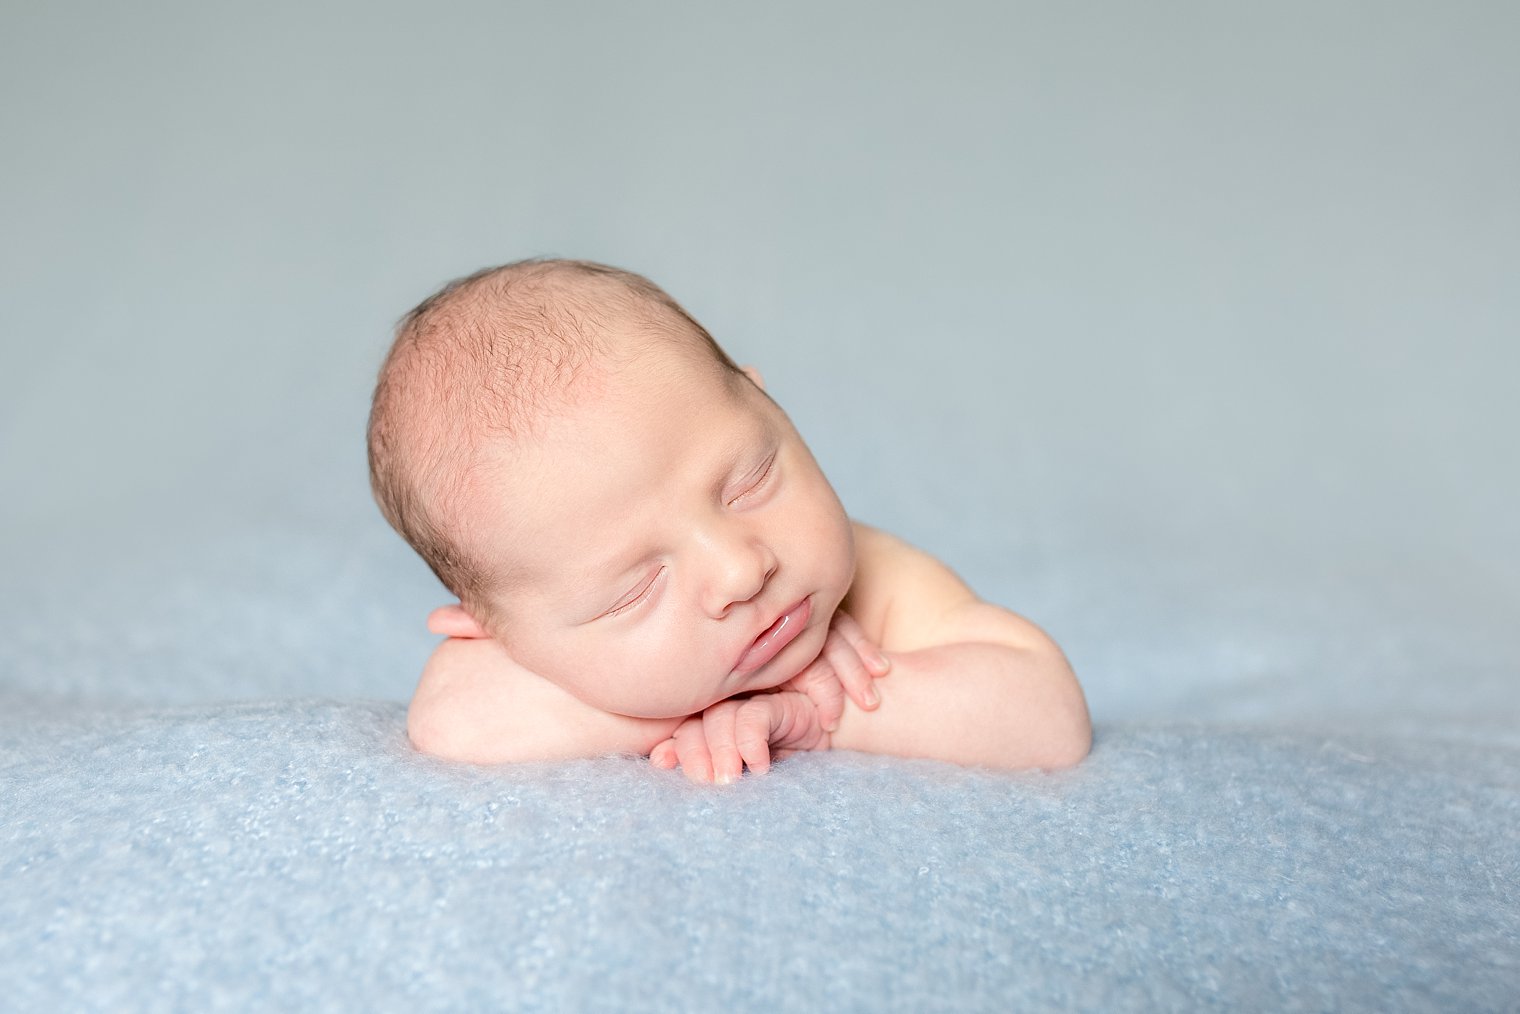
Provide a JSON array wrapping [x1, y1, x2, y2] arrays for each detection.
[[367, 258, 740, 628]]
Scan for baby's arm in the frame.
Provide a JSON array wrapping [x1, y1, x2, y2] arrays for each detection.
[[828, 528, 1091, 769], [830, 612, 1088, 768], [408, 607, 882, 767], [408, 636, 686, 764]]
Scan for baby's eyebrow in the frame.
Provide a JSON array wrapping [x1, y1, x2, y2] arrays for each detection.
[[564, 543, 661, 622], [583, 546, 647, 586], [577, 518, 673, 590]]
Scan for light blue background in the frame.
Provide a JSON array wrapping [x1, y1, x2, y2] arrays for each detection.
[[2, 1, 1516, 731]]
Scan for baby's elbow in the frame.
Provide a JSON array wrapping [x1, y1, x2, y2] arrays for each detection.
[[1031, 655, 1092, 770], [1039, 707, 1092, 770], [406, 648, 501, 764], [407, 694, 474, 762]]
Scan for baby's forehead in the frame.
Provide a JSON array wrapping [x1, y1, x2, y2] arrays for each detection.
[[517, 347, 754, 455], [481, 379, 777, 594], [479, 353, 762, 499]]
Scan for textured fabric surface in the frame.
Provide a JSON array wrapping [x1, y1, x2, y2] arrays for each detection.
[[4, 697, 1517, 1012]]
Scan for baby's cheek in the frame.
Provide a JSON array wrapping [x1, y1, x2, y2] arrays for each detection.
[[642, 653, 727, 719]]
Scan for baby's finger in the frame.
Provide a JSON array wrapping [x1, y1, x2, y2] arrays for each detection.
[[732, 699, 776, 776], [671, 718, 714, 784], [766, 691, 830, 753], [793, 657, 845, 733], [702, 704, 745, 786], [831, 611, 891, 677], [649, 738, 679, 770], [825, 630, 881, 712]]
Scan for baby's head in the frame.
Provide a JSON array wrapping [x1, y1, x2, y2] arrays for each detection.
[[368, 259, 856, 718]]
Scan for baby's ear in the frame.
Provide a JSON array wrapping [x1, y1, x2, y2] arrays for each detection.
[[426, 604, 492, 639], [741, 365, 766, 391]]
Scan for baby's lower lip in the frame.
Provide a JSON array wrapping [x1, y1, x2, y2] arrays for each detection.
[[732, 597, 812, 675]]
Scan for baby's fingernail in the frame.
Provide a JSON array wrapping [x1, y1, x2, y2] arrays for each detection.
[[864, 686, 880, 708], [826, 717, 839, 732], [715, 772, 734, 786], [872, 652, 890, 673]]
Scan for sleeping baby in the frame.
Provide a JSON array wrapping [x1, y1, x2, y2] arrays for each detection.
[[367, 258, 1090, 783]]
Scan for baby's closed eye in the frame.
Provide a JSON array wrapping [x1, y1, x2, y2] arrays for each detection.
[[726, 452, 777, 507], [604, 567, 666, 618]]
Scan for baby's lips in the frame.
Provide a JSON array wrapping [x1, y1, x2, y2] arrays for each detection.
[[732, 597, 812, 675]]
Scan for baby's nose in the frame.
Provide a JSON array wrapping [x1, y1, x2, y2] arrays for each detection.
[[703, 536, 778, 618]]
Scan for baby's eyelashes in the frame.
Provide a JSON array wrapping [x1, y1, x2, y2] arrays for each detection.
[[725, 453, 777, 508], [603, 567, 666, 618]]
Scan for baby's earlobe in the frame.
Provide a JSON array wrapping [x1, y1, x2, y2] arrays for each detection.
[[426, 604, 492, 639]]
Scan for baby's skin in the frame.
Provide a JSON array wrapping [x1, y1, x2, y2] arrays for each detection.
[[405, 338, 1091, 782]]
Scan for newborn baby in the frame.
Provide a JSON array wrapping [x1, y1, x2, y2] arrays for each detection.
[[368, 258, 1090, 782]]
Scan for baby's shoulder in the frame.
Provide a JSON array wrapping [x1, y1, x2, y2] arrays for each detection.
[[843, 521, 979, 652]]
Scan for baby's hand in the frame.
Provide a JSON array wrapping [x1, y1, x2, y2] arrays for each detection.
[[779, 610, 890, 734], [649, 691, 828, 785]]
